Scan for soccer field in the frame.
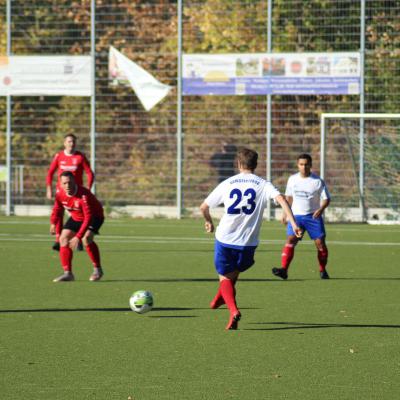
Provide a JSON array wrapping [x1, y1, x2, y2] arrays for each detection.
[[0, 216, 399, 400]]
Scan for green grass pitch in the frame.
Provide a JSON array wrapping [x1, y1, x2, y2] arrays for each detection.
[[0, 216, 399, 399]]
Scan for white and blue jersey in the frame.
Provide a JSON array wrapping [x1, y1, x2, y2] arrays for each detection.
[[285, 172, 330, 239], [285, 172, 330, 216], [205, 173, 281, 249]]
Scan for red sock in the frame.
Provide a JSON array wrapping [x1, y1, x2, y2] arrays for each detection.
[[318, 247, 328, 272], [211, 288, 225, 307], [86, 242, 101, 268], [220, 279, 238, 315], [60, 246, 73, 272], [281, 244, 295, 270]]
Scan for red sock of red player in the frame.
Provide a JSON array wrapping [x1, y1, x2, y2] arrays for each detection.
[[60, 246, 73, 272], [317, 247, 328, 272], [220, 279, 239, 315], [281, 244, 295, 269], [86, 242, 101, 268]]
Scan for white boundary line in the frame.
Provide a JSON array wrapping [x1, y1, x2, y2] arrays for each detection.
[[0, 220, 399, 233], [0, 233, 398, 246]]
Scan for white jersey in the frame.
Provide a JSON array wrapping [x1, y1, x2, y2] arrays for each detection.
[[285, 172, 330, 216], [205, 173, 281, 247]]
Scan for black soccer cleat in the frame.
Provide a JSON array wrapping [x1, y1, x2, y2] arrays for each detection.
[[272, 267, 288, 280], [320, 270, 330, 279], [52, 242, 60, 252], [226, 312, 241, 330], [77, 241, 84, 251]]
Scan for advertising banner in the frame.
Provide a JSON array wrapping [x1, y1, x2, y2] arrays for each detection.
[[0, 56, 92, 96], [183, 52, 360, 96]]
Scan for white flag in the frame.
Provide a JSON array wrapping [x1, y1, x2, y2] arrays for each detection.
[[109, 46, 171, 111]]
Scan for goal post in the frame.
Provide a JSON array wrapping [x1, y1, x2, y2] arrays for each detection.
[[320, 113, 400, 223]]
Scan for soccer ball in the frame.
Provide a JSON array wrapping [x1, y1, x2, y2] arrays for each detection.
[[129, 290, 154, 314]]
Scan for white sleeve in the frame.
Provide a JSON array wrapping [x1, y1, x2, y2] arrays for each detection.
[[264, 182, 281, 200], [320, 180, 330, 200], [204, 183, 225, 208], [285, 177, 293, 197]]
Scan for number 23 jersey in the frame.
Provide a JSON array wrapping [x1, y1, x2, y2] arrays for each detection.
[[205, 173, 280, 248]]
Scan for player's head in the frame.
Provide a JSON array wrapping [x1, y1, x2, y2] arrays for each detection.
[[60, 171, 76, 195], [237, 148, 258, 172], [297, 153, 312, 177], [63, 134, 77, 153]]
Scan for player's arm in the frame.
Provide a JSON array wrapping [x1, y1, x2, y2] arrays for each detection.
[[50, 196, 63, 235], [200, 201, 214, 233], [275, 194, 302, 238], [280, 195, 293, 225], [46, 154, 59, 200], [82, 154, 95, 189], [313, 198, 330, 219]]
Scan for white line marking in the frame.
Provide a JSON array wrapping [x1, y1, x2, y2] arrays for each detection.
[[0, 233, 398, 246]]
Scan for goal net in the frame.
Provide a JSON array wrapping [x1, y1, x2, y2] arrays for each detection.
[[320, 113, 400, 224]]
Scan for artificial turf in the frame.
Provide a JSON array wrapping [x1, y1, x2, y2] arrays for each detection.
[[0, 217, 399, 399]]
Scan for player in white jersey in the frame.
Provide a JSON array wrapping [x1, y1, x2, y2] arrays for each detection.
[[200, 148, 302, 330], [272, 153, 331, 280]]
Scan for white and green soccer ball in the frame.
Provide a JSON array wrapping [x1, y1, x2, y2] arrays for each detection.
[[129, 290, 154, 314]]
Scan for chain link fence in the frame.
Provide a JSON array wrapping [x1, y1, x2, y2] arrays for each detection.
[[0, 0, 399, 220]]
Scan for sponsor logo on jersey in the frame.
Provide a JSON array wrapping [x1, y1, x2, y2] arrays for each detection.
[[60, 165, 78, 171]]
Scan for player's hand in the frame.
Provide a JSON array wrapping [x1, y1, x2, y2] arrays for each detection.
[[313, 208, 323, 219], [205, 221, 214, 233], [50, 224, 56, 235], [280, 214, 288, 225], [294, 226, 303, 239], [46, 186, 52, 200], [69, 236, 81, 250]]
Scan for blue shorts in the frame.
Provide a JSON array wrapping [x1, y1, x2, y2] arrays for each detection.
[[287, 214, 326, 240], [214, 241, 256, 275]]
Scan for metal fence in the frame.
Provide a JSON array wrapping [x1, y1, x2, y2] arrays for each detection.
[[0, 0, 399, 220]]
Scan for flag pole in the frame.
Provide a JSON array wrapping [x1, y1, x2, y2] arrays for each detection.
[[176, 0, 183, 219], [90, 0, 96, 194], [6, 0, 12, 216]]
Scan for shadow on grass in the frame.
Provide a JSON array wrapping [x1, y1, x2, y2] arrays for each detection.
[[0, 306, 195, 314], [329, 277, 400, 281], [0, 306, 259, 314], [102, 248, 317, 254], [244, 321, 400, 331], [103, 278, 304, 283]]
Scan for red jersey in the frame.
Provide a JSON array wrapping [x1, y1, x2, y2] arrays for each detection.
[[51, 185, 104, 239], [46, 150, 94, 188]]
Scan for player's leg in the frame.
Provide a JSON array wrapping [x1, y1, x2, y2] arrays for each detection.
[[52, 210, 64, 251], [306, 215, 329, 278], [315, 237, 329, 279], [53, 228, 76, 282], [210, 241, 240, 309], [219, 271, 241, 330], [272, 217, 302, 279], [212, 242, 243, 329], [83, 217, 104, 281]]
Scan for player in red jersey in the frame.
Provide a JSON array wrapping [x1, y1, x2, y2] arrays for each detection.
[[46, 134, 94, 251], [50, 171, 105, 282]]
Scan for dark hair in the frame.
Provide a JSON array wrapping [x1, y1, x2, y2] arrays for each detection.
[[64, 134, 77, 141], [297, 153, 312, 165], [237, 148, 258, 171], [60, 171, 75, 180]]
